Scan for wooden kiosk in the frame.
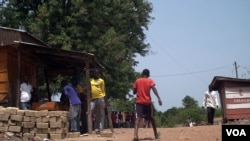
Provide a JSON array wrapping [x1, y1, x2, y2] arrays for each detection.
[[0, 26, 104, 133], [210, 76, 250, 122]]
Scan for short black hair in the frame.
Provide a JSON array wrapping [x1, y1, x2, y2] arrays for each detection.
[[142, 69, 150, 77], [71, 77, 78, 86], [61, 80, 68, 87]]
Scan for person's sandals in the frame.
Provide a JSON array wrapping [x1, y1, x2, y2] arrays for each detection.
[[96, 130, 103, 134], [80, 133, 88, 137], [155, 132, 161, 139], [132, 138, 140, 141]]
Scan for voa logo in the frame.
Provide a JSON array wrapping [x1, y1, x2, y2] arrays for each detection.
[[226, 129, 246, 136]]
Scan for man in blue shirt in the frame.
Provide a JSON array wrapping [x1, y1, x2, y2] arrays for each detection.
[[61, 79, 82, 132]]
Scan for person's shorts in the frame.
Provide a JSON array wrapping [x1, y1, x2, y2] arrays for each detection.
[[135, 103, 154, 120]]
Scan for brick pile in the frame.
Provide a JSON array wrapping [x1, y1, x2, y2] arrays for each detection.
[[0, 106, 79, 140]]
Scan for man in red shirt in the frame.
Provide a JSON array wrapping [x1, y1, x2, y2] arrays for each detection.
[[111, 111, 118, 128], [133, 69, 162, 141]]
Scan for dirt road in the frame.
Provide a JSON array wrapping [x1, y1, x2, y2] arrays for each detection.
[[59, 125, 221, 141]]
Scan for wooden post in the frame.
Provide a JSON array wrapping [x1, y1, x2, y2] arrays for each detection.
[[101, 71, 113, 133], [44, 69, 51, 101], [105, 99, 114, 132], [16, 46, 21, 108], [85, 60, 92, 133]]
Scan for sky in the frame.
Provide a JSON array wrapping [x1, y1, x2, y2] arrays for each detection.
[[134, 0, 250, 112]]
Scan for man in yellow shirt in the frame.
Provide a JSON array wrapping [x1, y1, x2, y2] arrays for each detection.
[[90, 70, 106, 133]]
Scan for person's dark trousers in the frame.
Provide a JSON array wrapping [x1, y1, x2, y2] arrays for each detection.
[[112, 123, 118, 128], [80, 111, 88, 134], [207, 107, 215, 125], [80, 97, 88, 134]]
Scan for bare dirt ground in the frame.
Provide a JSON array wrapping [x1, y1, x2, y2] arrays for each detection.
[[0, 125, 221, 141], [59, 125, 221, 141]]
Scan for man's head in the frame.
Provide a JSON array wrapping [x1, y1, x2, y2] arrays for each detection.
[[142, 69, 150, 77], [23, 75, 29, 83], [92, 69, 100, 79], [61, 80, 68, 88], [208, 84, 213, 92], [71, 77, 78, 87]]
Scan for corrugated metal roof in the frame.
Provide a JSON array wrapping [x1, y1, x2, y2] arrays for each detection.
[[210, 76, 250, 90], [0, 26, 48, 47], [0, 26, 104, 70]]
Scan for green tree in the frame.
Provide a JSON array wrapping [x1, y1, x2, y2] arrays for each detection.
[[0, 0, 154, 100], [182, 95, 198, 108], [154, 111, 164, 127], [109, 98, 135, 112], [162, 107, 180, 127], [0, 0, 43, 30], [178, 107, 205, 126]]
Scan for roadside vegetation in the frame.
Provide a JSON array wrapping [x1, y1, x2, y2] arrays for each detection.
[[110, 95, 221, 127]]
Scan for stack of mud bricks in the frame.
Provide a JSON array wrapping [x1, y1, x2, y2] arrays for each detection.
[[0, 106, 80, 140]]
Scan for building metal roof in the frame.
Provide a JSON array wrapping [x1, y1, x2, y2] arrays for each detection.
[[0, 26, 104, 71], [210, 76, 250, 90]]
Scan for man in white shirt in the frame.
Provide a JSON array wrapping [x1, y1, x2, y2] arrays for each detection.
[[20, 76, 33, 110], [202, 85, 219, 125]]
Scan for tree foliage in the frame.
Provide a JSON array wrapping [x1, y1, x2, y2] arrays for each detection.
[[109, 98, 135, 113], [0, 0, 154, 100], [182, 95, 199, 108], [110, 94, 221, 128], [153, 95, 221, 127], [0, 0, 43, 30]]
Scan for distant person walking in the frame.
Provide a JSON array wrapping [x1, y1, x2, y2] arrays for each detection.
[[203, 84, 219, 125], [111, 111, 118, 128], [133, 69, 162, 141], [118, 111, 123, 128]]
